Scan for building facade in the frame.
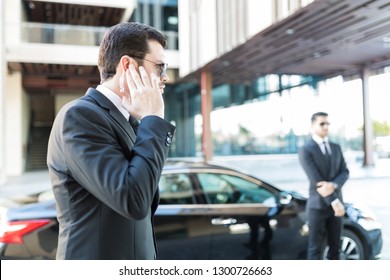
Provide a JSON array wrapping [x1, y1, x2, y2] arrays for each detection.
[[0, 0, 180, 182], [1, 0, 389, 183]]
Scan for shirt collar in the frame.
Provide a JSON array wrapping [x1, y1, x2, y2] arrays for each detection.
[[312, 134, 329, 145], [96, 85, 129, 121]]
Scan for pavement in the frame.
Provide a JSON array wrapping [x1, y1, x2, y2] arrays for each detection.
[[213, 152, 390, 181]]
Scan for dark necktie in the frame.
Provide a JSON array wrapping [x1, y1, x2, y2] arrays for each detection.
[[323, 141, 330, 156], [323, 141, 331, 170], [129, 115, 139, 134]]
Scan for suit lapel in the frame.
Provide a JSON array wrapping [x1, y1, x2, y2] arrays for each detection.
[[310, 139, 330, 179], [85, 88, 137, 143], [310, 139, 324, 160], [328, 142, 337, 175]]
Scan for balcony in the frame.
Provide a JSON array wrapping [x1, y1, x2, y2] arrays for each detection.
[[21, 22, 179, 50], [21, 22, 106, 46]]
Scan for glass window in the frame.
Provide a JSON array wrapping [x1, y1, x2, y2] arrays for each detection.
[[159, 173, 193, 204], [163, 5, 178, 32], [197, 173, 276, 206]]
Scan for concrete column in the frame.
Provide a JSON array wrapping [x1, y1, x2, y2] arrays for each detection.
[[5, 72, 27, 176], [143, 2, 150, 25], [154, 0, 162, 31], [2, 0, 31, 178], [0, 0, 5, 184], [200, 69, 213, 161], [361, 66, 375, 166]]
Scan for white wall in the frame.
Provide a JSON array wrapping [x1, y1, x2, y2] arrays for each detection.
[[178, 0, 315, 79], [6, 44, 99, 66], [32, 0, 135, 9], [55, 91, 83, 115], [4, 72, 29, 176], [246, 0, 274, 39], [1, 0, 25, 176], [197, 0, 218, 68], [178, 0, 191, 78], [0, 0, 5, 183], [5, 0, 22, 45]]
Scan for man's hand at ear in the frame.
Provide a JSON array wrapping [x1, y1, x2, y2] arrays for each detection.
[[121, 64, 164, 120]]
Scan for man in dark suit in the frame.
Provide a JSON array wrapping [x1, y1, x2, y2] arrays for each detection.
[[298, 112, 349, 260], [47, 22, 175, 259]]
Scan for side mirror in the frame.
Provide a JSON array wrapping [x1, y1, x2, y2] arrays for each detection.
[[279, 192, 292, 205]]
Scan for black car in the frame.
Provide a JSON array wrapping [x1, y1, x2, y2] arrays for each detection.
[[0, 160, 383, 260]]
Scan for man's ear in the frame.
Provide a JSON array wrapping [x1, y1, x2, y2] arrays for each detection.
[[120, 55, 138, 71]]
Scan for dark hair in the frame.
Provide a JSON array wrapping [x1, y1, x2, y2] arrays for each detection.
[[311, 112, 328, 123], [98, 22, 167, 82]]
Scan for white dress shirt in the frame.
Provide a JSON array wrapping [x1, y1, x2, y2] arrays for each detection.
[[96, 85, 130, 121], [312, 134, 331, 155]]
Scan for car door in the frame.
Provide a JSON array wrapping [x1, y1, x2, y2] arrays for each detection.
[[196, 172, 307, 260], [154, 172, 212, 259]]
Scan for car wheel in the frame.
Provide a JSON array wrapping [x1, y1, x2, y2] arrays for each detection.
[[322, 229, 365, 260]]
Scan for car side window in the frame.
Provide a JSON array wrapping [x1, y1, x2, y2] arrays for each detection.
[[197, 173, 276, 206], [159, 173, 194, 204]]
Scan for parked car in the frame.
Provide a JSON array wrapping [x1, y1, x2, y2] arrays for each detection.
[[0, 160, 383, 260]]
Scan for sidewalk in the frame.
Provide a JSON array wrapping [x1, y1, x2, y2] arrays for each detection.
[[213, 152, 390, 183]]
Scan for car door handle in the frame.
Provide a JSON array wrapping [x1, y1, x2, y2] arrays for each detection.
[[211, 218, 237, 225]]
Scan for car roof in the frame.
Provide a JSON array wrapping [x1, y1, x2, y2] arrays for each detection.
[[162, 159, 286, 193], [163, 159, 246, 173], [162, 159, 269, 183]]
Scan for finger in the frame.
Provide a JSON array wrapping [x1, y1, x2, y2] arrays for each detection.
[[335, 209, 345, 217], [129, 64, 144, 89], [126, 67, 136, 96], [122, 95, 131, 108], [139, 66, 151, 87]]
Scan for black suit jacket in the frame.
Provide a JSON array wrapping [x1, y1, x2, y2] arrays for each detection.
[[47, 88, 175, 259], [298, 138, 349, 210]]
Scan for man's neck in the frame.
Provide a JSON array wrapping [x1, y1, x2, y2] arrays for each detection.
[[101, 80, 124, 98], [313, 134, 328, 143]]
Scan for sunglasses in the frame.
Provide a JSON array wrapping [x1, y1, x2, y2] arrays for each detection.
[[320, 122, 331, 126], [133, 56, 168, 77]]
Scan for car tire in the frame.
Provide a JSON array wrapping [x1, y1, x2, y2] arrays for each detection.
[[322, 229, 365, 260]]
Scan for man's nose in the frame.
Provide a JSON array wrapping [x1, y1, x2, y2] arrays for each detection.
[[161, 72, 169, 83]]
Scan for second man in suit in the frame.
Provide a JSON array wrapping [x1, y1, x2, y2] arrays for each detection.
[[299, 112, 349, 260]]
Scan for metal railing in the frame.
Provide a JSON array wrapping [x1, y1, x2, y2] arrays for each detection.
[[21, 22, 106, 46], [21, 22, 179, 50]]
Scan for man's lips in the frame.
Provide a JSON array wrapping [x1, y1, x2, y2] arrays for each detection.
[[160, 85, 165, 93]]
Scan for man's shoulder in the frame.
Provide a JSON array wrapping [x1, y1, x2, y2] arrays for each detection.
[[329, 141, 341, 148], [301, 138, 316, 149], [329, 141, 343, 153]]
